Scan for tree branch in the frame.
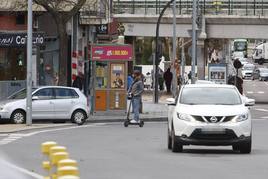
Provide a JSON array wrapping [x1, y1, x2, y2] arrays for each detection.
[[63, 0, 87, 23]]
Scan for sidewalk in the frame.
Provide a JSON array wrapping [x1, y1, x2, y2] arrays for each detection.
[[90, 90, 171, 122], [0, 90, 171, 133]]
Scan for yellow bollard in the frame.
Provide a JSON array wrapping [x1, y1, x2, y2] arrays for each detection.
[[41, 141, 57, 178], [51, 152, 69, 179], [57, 159, 78, 168], [49, 146, 67, 160], [57, 176, 80, 179], [57, 166, 79, 177], [42, 161, 51, 170], [41, 141, 57, 155]]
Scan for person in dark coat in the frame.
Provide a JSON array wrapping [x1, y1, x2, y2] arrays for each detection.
[[228, 76, 243, 94], [163, 68, 173, 93], [72, 76, 83, 91]]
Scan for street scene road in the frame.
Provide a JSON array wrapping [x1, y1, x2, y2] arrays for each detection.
[[0, 120, 268, 179], [2, 0, 268, 178]]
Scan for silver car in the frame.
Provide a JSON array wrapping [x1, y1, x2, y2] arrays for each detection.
[[0, 86, 89, 125], [252, 68, 268, 81]]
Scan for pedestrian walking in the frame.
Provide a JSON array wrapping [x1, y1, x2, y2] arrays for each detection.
[[163, 68, 173, 93], [128, 70, 144, 123]]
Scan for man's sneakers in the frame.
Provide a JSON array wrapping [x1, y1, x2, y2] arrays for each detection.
[[130, 119, 139, 124]]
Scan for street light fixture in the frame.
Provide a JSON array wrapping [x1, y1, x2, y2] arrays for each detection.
[[154, 0, 175, 103]]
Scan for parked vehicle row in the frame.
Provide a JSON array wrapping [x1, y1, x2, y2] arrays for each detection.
[[0, 86, 89, 125]]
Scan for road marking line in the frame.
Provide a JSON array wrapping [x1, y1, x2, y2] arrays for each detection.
[[258, 91, 265, 94], [247, 91, 253, 94], [0, 134, 9, 137], [261, 116, 268, 119], [1, 160, 43, 179], [253, 118, 267, 121], [255, 108, 268, 112]]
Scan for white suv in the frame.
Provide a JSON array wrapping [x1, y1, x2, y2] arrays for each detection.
[[167, 84, 255, 153], [0, 86, 90, 125]]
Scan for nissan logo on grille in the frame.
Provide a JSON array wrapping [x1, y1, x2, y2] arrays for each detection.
[[210, 116, 218, 123]]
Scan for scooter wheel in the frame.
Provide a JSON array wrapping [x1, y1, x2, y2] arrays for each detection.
[[139, 121, 144, 127], [124, 121, 129, 127]]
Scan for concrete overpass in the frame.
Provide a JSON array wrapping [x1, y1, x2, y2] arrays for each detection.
[[115, 14, 268, 39], [113, 0, 268, 39]]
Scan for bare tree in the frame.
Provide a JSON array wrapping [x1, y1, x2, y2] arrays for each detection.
[[12, 0, 87, 85], [32, 0, 87, 85]]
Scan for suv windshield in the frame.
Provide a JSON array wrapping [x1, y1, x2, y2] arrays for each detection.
[[180, 87, 242, 105], [8, 88, 38, 99]]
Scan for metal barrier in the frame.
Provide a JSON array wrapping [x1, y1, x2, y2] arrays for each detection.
[[0, 80, 26, 100], [41, 141, 80, 179], [113, 0, 268, 16]]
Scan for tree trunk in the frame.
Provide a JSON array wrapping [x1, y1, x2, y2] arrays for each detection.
[[57, 21, 68, 86]]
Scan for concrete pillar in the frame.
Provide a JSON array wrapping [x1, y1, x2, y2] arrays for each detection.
[[197, 40, 205, 80]]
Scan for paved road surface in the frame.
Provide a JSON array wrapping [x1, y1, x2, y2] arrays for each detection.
[[0, 121, 268, 179], [243, 79, 268, 103]]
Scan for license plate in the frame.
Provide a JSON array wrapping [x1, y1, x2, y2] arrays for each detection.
[[201, 128, 226, 134]]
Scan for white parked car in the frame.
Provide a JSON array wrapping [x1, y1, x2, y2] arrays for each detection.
[[0, 86, 90, 125], [167, 84, 254, 153]]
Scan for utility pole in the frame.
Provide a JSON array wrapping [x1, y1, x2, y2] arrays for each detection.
[[26, 0, 33, 126], [191, 0, 197, 84], [171, 0, 177, 96], [181, 38, 185, 84]]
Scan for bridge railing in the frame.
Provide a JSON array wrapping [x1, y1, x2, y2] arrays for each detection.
[[113, 0, 268, 16]]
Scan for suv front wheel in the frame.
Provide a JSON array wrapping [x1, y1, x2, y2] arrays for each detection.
[[238, 137, 252, 154], [171, 128, 183, 153]]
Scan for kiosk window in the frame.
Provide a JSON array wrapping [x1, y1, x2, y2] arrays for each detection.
[[95, 62, 108, 89]]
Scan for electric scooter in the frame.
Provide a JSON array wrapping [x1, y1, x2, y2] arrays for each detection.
[[124, 98, 144, 127]]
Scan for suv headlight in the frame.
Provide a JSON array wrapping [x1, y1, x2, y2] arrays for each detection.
[[177, 113, 193, 122], [232, 113, 249, 122]]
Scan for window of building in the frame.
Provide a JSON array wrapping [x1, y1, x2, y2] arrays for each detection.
[[16, 15, 26, 25]]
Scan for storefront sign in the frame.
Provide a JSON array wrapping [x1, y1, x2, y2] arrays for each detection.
[[208, 63, 228, 84], [0, 33, 44, 47], [91, 45, 132, 60], [96, 24, 108, 34]]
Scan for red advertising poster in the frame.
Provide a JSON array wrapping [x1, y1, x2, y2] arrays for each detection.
[[91, 45, 133, 61]]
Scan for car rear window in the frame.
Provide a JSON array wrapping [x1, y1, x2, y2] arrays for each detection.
[[55, 88, 79, 99]]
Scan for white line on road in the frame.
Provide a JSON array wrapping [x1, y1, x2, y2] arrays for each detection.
[[247, 91, 254, 94], [255, 108, 268, 112], [261, 116, 268, 119], [258, 91, 265, 94], [1, 160, 43, 179]]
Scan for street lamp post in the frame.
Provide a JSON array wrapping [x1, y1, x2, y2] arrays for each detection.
[[191, 0, 197, 84], [26, 0, 33, 126], [154, 0, 175, 103]]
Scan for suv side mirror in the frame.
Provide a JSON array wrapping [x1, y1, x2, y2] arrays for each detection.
[[245, 98, 255, 106], [32, 96, 39, 101], [166, 98, 176, 106]]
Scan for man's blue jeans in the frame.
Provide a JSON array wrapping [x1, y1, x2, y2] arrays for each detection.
[[132, 96, 141, 122]]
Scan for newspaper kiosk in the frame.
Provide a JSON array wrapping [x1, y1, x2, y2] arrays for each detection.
[[91, 44, 133, 114]]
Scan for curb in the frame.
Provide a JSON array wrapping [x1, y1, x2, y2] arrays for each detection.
[[0, 117, 168, 134], [0, 123, 74, 134], [87, 117, 168, 123]]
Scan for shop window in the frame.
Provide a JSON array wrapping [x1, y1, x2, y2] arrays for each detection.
[[95, 62, 108, 89], [0, 49, 7, 67], [16, 15, 26, 25]]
